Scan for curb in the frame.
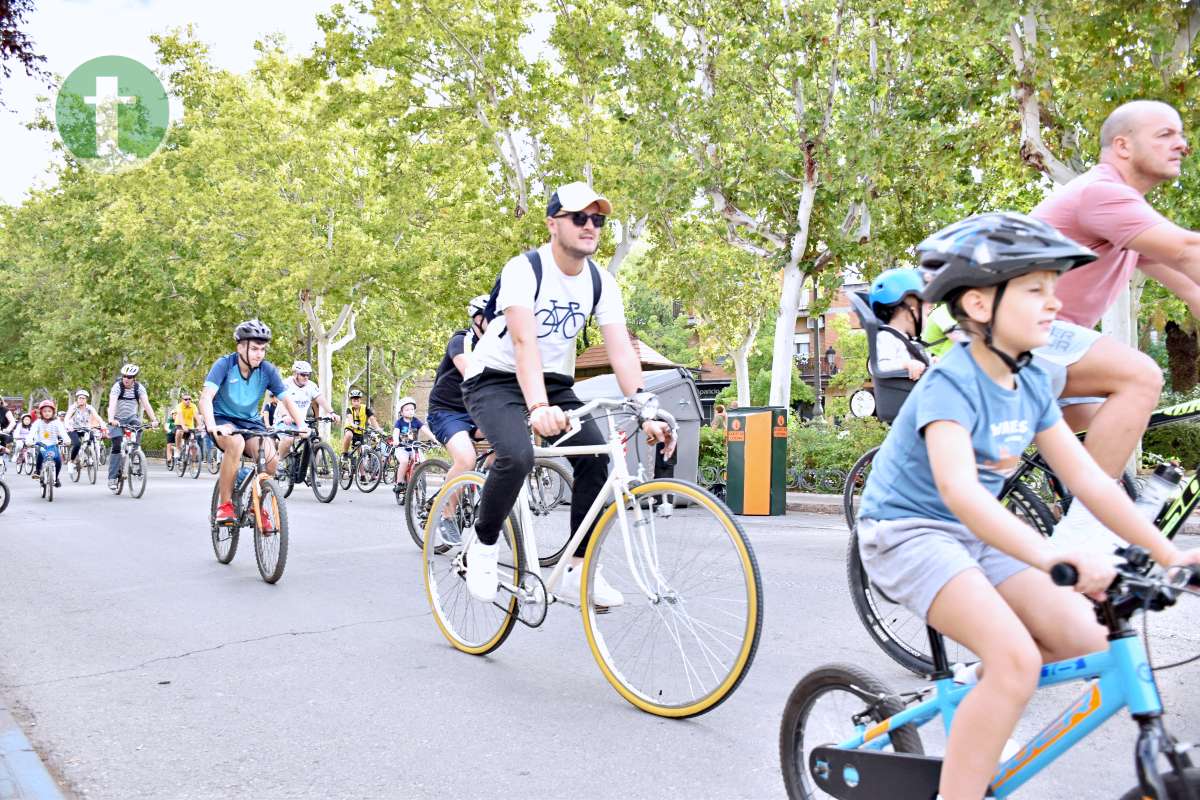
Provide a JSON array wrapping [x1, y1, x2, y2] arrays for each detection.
[[0, 705, 63, 799]]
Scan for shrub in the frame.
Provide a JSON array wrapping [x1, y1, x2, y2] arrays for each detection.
[[139, 428, 167, 453], [787, 414, 888, 473], [1142, 423, 1200, 468], [699, 426, 726, 472]]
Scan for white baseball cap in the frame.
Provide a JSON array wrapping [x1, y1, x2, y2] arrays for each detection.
[[547, 181, 612, 216]]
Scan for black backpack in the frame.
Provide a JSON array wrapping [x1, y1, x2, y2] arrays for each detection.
[[480, 249, 603, 347]]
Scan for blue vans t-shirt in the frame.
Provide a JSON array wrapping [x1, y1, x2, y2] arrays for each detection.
[[858, 343, 1061, 523], [204, 353, 288, 424]]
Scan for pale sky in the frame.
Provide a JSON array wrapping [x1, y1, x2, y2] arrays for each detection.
[[0, 0, 335, 205]]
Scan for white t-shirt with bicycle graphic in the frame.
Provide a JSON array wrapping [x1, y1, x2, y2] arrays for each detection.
[[466, 243, 625, 379]]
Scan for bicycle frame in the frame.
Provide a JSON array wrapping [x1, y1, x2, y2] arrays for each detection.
[[508, 400, 661, 603], [828, 636, 1181, 798]]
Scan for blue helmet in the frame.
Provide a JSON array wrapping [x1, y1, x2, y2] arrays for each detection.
[[869, 269, 924, 315]]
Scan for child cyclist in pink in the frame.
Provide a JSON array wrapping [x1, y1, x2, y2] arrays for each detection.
[[855, 212, 1200, 800]]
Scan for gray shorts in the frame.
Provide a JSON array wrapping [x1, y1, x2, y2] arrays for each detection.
[[1031, 320, 1104, 407], [857, 517, 1030, 620]]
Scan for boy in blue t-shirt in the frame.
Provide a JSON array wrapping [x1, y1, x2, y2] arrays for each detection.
[[856, 213, 1200, 800], [392, 396, 424, 491]]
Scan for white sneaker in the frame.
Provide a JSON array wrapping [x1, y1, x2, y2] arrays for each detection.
[[559, 563, 625, 608], [655, 498, 674, 518], [465, 539, 499, 602]]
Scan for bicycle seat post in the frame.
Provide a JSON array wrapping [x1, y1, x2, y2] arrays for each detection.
[[926, 625, 953, 679]]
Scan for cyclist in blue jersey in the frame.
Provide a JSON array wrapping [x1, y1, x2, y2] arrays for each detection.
[[199, 319, 305, 524]]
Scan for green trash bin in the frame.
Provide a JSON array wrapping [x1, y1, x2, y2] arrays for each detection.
[[725, 406, 788, 515]]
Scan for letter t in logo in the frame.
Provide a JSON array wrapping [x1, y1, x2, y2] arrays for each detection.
[[84, 76, 136, 158]]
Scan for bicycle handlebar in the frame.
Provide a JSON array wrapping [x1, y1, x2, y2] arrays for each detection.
[[226, 428, 282, 440], [565, 396, 678, 430]]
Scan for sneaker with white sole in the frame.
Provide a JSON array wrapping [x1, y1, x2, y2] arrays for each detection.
[[436, 516, 462, 548], [558, 563, 625, 608], [465, 538, 499, 602]]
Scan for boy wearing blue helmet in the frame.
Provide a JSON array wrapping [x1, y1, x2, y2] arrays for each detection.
[[869, 267, 932, 380]]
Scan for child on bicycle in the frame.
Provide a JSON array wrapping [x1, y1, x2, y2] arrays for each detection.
[[392, 396, 424, 493], [27, 400, 69, 486], [855, 213, 1200, 800], [868, 267, 934, 381]]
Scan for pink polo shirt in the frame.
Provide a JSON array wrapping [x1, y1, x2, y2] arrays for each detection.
[[1031, 163, 1168, 328]]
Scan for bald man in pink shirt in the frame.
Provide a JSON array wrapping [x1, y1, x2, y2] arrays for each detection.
[[1030, 100, 1200, 542]]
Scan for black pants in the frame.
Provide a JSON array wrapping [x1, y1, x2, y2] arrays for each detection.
[[463, 370, 608, 556], [68, 430, 85, 461]]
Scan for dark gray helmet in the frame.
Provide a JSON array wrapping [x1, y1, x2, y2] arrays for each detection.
[[234, 319, 272, 343], [917, 212, 1096, 304]]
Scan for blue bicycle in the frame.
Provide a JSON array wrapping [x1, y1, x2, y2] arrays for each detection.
[[780, 547, 1200, 799]]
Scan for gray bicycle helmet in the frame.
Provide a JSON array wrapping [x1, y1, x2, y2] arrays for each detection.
[[349, 389, 364, 399], [233, 319, 273, 343], [917, 212, 1095, 373], [291, 360, 313, 374], [918, 212, 1095, 304]]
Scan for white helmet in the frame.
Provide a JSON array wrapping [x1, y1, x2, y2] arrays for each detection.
[[121, 363, 139, 377], [398, 396, 417, 412], [467, 295, 490, 319], [291, 360, 313, 375], [75, 389, 90, 399]]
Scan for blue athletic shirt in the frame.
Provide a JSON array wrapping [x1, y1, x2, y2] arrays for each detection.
[[394, 417, 423, 443], [203, 353, 289, 424], [858, 343, 1061, 524]]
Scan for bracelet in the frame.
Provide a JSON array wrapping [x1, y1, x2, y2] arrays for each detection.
[[527, 402, 548, 414]]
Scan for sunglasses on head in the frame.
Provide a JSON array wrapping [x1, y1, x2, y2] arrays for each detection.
[[554, 211, 606, 229]]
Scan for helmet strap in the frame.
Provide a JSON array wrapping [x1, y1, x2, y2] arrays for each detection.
[[982, 282, 1032, 374]]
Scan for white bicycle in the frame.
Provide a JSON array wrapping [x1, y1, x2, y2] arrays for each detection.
[[422, 396, 763, 718]]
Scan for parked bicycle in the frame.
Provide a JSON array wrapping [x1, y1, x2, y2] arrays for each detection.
[[208, 429, 289, 584], [422, 396, 762, 717], [844, 398, 1200, 675], [276, 416, 339, 503], [780, 546, 1200, 799], [111, 423, 148, 498]]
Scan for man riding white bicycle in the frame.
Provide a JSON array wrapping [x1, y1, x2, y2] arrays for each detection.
[[273, 360, 339, 463], [460, 181, 674, 605], [106, 363, 159, 491]]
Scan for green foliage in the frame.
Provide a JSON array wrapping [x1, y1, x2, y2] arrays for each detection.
[[1142, 423, 1200, 469], [787, 415, 889, 473], [140, 428, 167, 453], [698, 426, 726, 473]]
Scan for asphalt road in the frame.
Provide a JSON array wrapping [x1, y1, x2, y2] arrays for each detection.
[[1, 465, 1198, 799]]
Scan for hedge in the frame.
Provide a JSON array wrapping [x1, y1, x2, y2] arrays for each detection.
[[1142, 423, 1200, 468]]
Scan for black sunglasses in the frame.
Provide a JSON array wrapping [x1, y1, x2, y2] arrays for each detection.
[[554, 211, 606, 229]]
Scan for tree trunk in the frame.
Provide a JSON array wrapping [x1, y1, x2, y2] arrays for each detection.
[[732, 322, 759, 407], [768, 177, 818, 408], [1165, 321, 1198, 393], [301, 294, 356, 437]]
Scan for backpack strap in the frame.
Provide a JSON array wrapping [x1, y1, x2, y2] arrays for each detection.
[[581, 259, 602, 348], [879, 325, 931, 366]]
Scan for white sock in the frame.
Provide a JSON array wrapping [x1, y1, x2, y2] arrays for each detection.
[[951, 662, 981, 685]]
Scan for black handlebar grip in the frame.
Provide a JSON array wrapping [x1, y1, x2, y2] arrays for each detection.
[[1050, 563, 1079, 586]]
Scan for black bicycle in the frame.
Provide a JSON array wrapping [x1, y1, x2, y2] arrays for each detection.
[[845, 397, 1200, 675], [339, 428, 386, 492], [275, 417, 339, 503], [208, 429, 289, 584], [174, 429, 202, 479]]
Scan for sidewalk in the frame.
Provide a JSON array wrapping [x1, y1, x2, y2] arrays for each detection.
[[0, 705, 63, 799], [784, 491, 1200, 536]]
